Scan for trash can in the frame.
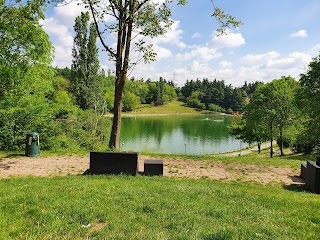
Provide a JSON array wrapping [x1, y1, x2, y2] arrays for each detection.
[[25, 132, 40, 157]]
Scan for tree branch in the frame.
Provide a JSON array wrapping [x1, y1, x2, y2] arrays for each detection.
[[87, 0, 116, 58]]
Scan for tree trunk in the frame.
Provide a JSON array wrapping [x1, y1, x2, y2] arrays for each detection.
[[270, 122, 273, 158], [109, 80, 124, 149], [258, 141, 261, 153], [279, 126, 284, 156], [108, 0, 134, 149]]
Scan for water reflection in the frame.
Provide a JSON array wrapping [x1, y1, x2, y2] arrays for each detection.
[[120, 115, 247, 154]]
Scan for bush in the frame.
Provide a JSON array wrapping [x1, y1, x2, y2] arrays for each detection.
[[208, 104, 222, 112], [122, 92, 140, 112], [277, 137, 292, 149], [292, 135, 315, 154], [226, 108, 233, 114], [186, 98, 205, 110]]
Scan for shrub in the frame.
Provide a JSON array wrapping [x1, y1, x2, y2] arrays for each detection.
[[208, 104, 222, 112]]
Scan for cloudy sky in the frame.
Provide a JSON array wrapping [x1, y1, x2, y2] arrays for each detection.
[[41, 0, 320, 87]]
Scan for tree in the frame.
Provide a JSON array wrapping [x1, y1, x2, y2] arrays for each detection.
[[0, 0, 56, 150], [0, 0, 52, 94], [71, 12, 102, 110], [238, 77, 299, 157], [297, 54, 320, 153], [85, 0, 241, 149]]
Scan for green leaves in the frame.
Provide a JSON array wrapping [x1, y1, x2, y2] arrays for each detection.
[[211, 4, 243, 36], [241, 77, 301, 156]]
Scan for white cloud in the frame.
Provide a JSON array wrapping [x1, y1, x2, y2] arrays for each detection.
[[54, 1, 86, 27], [149, 21, 186, 48], [219, 61, 233, 68], [176, 47, 222, 62], [308, 44, 320, 56], [40, 18, 73, 48], [190, 61, 210, 73], [52, 45, 72, 68], [154, 45, 172, 59], [192, 33, 201, 39], [242, 51, 280, 65], [264, 52, 311, 69], [290, 30, 308, 38], [211, 31, 245, 48]]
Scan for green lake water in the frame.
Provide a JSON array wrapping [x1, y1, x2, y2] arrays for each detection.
[[120, 115, 247, 154]]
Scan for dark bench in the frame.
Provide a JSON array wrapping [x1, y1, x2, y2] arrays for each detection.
[[86, 152, 138, 176], [144, 160, 163, 176], [306, 161, 320, 194], [300, 163, 307, 180], [300, 160, 320, 194]]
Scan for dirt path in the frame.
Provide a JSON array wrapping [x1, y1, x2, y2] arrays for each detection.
[[222, 142, 276, 156], [0, 154, 303, 185]]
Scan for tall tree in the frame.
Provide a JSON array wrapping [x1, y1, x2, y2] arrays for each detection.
[[297, 54, 320, 153], [84, 0, 241, 149], [71, 12, 102, 110]]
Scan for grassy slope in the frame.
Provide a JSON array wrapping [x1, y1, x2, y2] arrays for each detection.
[[0, 175, 319, 240], [122, 100, 208, 115]]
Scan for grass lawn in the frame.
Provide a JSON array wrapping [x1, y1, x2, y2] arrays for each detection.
[[0, 174, 319, 239], [122, 100, 209, 115]]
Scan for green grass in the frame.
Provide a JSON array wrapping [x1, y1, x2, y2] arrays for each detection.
[[142, 150, 306, 170], [0, 175, 319, 239], [122, 100, 207, 115]]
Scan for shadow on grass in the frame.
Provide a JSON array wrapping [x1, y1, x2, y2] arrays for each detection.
[[284, 184, 309, 193], [282, 175, 310, 192]]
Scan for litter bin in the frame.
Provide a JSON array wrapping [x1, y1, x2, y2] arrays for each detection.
[[25, 132, 40, 157]]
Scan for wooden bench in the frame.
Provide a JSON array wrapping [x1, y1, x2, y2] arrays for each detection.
[[87, 152, 138, 176], [301, 160, 320, 194]]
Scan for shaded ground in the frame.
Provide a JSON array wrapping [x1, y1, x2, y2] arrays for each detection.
[[0, 155, 303, 185]]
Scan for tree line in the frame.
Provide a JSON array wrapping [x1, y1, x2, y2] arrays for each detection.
[[179, 79, 262, 113], [230, 69, 320, 157]]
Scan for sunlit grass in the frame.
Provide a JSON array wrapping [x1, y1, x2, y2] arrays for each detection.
[[0, 175, 319, 239], [123, 100, 204, 115]]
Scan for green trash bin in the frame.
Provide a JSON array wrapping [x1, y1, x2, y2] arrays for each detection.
[[25, 132, 40, 157]]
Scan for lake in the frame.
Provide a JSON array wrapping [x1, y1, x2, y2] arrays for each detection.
[[120, 115, 247, 154]]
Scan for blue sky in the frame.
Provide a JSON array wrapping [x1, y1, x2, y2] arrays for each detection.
[[41, 0, 320, 87]]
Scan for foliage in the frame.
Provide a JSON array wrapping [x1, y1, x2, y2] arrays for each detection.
[[0, 5, 111, 152], [122, 91, 140, 112], [208, 103, 223, 112], [181, 79, 247, 112], [232, 77, 301, 157], [71, 12, 104, 110], [0, 0, 55, 151], [185, 91, 205, 110], [240, 81, 263, 97], [297, 54, 320, 154], [52, 72, 112, 151]]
